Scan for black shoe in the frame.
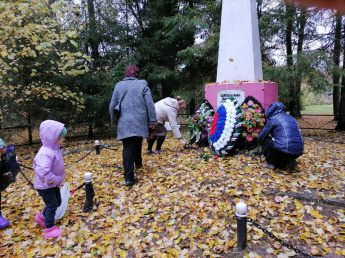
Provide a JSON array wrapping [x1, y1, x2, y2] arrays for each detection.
[[125, 178, 138, 186], [135, 164, 143, 169], [284, 160, 298, 170]]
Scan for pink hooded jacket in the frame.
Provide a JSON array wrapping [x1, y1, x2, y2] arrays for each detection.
[[33, 120, 65, 190]]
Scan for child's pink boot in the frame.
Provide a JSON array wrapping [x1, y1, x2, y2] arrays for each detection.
[[0, 213, 9, 229], [44, 225, 62, 239], [34, 212, 45, 227]]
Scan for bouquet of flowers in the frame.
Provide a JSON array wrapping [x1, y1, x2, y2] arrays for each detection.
[[208, 96, 243, 157], [239, 96, 265, 150], [185, 100, 215, 147]]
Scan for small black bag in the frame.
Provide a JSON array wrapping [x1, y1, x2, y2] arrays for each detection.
[[113, 103, 121, 124], [112, 80, 136, 124]]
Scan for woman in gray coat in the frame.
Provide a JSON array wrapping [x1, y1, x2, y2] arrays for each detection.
[[109, 65, 156, 186]]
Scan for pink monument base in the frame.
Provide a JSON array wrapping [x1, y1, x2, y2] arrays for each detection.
[[204, 82, 278, 110]]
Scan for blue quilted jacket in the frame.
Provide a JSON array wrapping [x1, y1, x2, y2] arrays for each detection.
[[257, 102, 304, 155]]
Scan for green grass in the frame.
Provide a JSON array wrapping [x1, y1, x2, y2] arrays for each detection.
[[301, 104, 333, 114]]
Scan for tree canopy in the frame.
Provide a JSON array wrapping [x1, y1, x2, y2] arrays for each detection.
[[2, 0, 345, 129], [0, 0, 91, 125]]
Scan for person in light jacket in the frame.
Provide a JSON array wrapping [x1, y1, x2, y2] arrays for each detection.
[[146, 96, 187, 154], [109, 65, 157, 186], [257, 102, 304, 170], [33, 120, 67, 239]]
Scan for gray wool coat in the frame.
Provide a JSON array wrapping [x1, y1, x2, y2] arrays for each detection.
[[109, 77, 157, 140]]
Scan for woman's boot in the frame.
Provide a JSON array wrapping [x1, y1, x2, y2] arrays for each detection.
[[0, 213, 9, 228]]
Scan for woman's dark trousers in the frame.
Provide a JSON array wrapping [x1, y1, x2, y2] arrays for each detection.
[[261, 137, 299, 168], [147, 136, 165, 151], [122, 137, 143, 182]]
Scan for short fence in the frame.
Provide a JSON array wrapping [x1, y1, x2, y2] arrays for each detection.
[[17, 141, 125, 213], [0, 120, 117, 146], [234, 203, 312, 257], [17, 141, 118, 214], [297, 114, 337, 130], [0, 114, 340, 146]]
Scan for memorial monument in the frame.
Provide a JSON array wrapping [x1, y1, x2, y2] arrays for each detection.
[[205, 0, 278, 110]]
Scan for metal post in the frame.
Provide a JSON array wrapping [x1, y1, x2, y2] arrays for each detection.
[[236, 202, 248, 250], [83, 172, 94, 212], [95, 140, 100, 155]]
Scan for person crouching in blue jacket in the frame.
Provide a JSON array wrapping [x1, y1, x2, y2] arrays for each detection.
[[257, 102, 304, 170]]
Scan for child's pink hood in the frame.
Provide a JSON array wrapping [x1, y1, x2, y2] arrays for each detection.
[[33, 120, 65, 190], [40, 120, 65, 150]]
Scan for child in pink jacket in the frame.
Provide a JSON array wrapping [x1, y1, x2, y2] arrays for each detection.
[[33, 120, 67, 239]]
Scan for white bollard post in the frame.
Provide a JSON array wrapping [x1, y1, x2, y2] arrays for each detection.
[[95, 140, 100, 155], [236, 202, 248, 250], [83, 172, 94, 212]]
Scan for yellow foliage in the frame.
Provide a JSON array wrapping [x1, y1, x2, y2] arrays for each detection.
[[0, 0, 91, 120], [310, 209, 324, 219]]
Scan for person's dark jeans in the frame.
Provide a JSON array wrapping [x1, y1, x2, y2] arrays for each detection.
[[262, 137, 299, 168], [147, 136, 166, 151], [147, 136, 156, 151], [122, 137, 143, 182], [37, 187, 61, 228], [156, 136, 165, 150]]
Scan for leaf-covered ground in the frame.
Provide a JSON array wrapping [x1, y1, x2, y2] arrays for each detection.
[[1, 116, 345, 258]]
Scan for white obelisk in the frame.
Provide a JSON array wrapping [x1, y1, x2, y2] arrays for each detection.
[[216, 0, 263, 82]]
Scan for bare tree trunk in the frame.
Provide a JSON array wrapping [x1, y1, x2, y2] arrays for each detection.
[[285, 3, 294, 67], [88, 121, 93, 137], [285, 3, 299, 116], [290, 7, 307, 118], [335, 21, 345, 130], [87, 0, 100, 62], [189, 98, 196, 115], [333, 13, 342, 120], [27, 110, 33, 145], [335, 82, 345, 130]]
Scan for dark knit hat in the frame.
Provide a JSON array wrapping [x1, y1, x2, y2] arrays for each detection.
[[125, 65, 140, 77]]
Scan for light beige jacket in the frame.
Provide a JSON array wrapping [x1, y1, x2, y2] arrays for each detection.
[[155, 97, 181, 139]]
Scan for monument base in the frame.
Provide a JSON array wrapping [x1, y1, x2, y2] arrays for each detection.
[[204, 82, 278, 110]]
